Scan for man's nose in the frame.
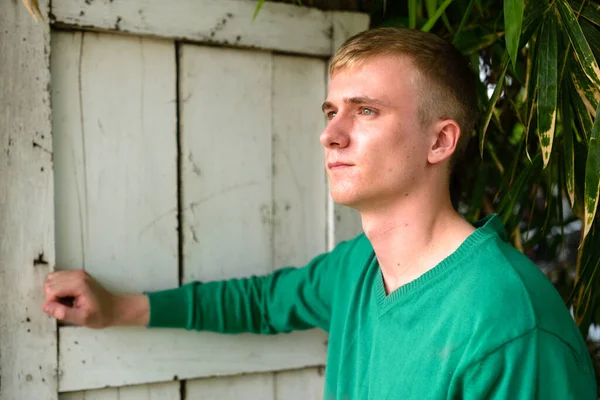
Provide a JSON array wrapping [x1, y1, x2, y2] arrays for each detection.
[[320, 114, 350, 149]]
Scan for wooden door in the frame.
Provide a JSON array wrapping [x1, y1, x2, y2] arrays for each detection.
[[0, 1, 368, 399]]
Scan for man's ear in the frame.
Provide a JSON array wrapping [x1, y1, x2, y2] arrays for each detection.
[[428, 120, 460, 165]]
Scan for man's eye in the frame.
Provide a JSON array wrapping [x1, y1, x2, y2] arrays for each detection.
[[326, 111, 337, 120], [360, 108, 375, 116]]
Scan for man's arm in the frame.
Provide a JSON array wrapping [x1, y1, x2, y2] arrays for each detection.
[[448, 328, 597, 399], [43, 242, 347, 333]]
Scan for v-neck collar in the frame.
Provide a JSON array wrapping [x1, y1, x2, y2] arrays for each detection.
[[373, 214, 505, 316]]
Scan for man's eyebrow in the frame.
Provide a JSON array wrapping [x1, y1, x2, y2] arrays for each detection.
[[321, 97, 389, 112]]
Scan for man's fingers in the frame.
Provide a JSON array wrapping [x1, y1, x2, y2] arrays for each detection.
[[42, 301, 84, 325], [44, 270, 87, 301]]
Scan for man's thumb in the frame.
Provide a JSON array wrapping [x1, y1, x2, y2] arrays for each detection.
[[43, 301, 84, 325]]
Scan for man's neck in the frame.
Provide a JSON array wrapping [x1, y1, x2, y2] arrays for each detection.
[[360, 190, 475, 295]]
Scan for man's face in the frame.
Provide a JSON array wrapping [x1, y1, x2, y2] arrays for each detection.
[[321, 55, 434, 210]]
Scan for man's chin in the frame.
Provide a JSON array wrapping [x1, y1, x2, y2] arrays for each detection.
[[330, 191, 361, 209]]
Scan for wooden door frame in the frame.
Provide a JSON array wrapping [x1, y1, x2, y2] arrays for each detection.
[[0, 1, 367, 398]]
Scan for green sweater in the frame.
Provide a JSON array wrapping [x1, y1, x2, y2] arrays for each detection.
[[148, 215, 596, 399]]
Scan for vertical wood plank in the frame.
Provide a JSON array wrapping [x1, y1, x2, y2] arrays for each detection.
[[186, 373, 274, 400], [0, 1, 58, 399], [52, 30, 179, 398], [327, 12, 370, 248], [60, 381, 180, 400], [53, 30, 178, 292], [272, 54, 328, 267], [271, 54, 329, 397], [180, 43, 273, 400], [180, 44, 273, 282], [275, 368, 325, 400]]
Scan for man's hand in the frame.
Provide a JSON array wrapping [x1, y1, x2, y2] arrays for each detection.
[[42, 270, 149, 328]]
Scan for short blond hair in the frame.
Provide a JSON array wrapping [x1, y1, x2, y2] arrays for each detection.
[[330, 28, 478, 167]]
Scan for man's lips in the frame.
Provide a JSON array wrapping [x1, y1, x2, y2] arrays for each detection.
[[328, 162, 353, 170]]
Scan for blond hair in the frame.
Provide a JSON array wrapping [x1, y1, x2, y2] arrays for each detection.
[[330, 28, 478, 166]]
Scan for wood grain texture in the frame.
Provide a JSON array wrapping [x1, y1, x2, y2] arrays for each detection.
[[51, 0, 333, 56], [52, 30, 179, 397], [60, 382, 180, 400], [58, 326, 327, 391], [271, 54, 329, 399], [276, 368, 325, 400], [52, 30, 178, 293], [0, 1, 58, 399], [186, 373, 274, 399], [180, 44, 273, 282]]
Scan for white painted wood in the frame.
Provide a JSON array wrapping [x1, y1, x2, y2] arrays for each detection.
[[187, 373, 274, 399], [52, 30, 178, 293], [180, 43, 275, 400], [275, 368, 325, 400], [180, 44, 273, 281], [272, 54, 328, 267], [51, 30, 179, 397], [60, 382, 179, 400], [271, 54, 329, 398], [0, 1, 58, 399], [51, 0, 333, 56], [58, 326, 327, 391], [327, 12, 370, 248]]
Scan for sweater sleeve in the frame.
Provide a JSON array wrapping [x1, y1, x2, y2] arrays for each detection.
[[449, 328, 597, 399], [146, 244, 348, 334]]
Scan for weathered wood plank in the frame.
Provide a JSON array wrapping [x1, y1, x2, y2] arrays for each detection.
[[51, 30, 179, 397], [51, 0, 333, 56], [327, 12, 370, 248], [180, 42, 274, 400], [52, 30, 178, 292], [271, 54, 329, 397], [180, 44, 273, 281], [187, 373, 274, 399], [60, 381, 180, 399], [0, 1, 58, 399], [275, 368, 325, 400], [272, 54, 328, 267], [58, 326, 327, 391]]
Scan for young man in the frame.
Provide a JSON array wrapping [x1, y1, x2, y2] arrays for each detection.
[[43, 28, 596, 398]]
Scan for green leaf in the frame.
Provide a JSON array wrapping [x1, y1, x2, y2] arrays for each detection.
[[504, 0, 525, 69], [252, 0, 265, 21], [581, 19, 600, 57], [421, 0, 454, 32], [452, 0, 478, 45], [562, 91, 576, 207], [537, 14, 558, 168], [569, 0, 600, 28], [409, 0, 418, 29], [583, 102, 600, 240], [557, 0, 600, 92], [480, 54, 509, 157], [466, 165, 489, 221], [425, 0, 437, 17]]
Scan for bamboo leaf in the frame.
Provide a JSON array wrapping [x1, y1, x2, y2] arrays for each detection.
[[557, 0, 600, 91], [422, 0, 454, 33], [252, 0, 266, 21], [425, 0, 438, 17], [581, 19, 600, 57], [583, 102, 600, 240], [569, 0, 600, 28], [452, 0, 478, 45], [409, 0, 418, 29], [537, 14, 558, 168], [570, 64, 600, 118], [480, 54, 509, 157], [505, 0, 525, 68], [562, 91, 576, 207]]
